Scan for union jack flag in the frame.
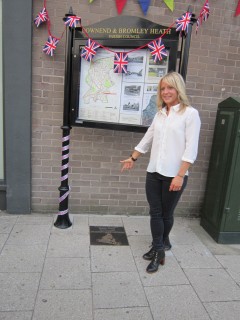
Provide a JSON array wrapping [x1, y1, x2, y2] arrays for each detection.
[[176, 12, 192, 35], [196, 0, 210, 34], [81, 39, 100, 62], [34, 7, 48, 27], [196, 18, 200, 34], [113, 52, 128, 73], [64, 15, 81, 28], [147, 38, 167, 63], [201, 0, 210, 21], [43, 36, 59, 56]]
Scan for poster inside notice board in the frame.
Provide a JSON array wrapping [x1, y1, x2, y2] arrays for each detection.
[[77, 48, 169, 128]]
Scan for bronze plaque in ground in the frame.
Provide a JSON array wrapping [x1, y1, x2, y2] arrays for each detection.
[[90, 226, 129, 246]]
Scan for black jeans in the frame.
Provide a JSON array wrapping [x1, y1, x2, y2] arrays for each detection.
[[145, 172, 188, 251]]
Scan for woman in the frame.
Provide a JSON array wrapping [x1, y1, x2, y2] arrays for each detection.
[[120, 72, 201, 274]]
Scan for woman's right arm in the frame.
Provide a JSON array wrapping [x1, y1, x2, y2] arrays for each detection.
[[120, 150, 142, 172]]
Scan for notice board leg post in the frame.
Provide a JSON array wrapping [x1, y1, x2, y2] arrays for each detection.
[[54, 126, 72, 229], [179, 6, 196, 81], [54, 9, 74, 229]]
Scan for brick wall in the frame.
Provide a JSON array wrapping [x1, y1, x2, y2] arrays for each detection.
[[32, 0, 240, 215]]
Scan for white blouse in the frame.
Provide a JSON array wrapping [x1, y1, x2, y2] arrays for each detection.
[[135, 104, 201, 177]]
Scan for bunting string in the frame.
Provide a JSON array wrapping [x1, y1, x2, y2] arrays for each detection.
[[80, 20, 176, 56]]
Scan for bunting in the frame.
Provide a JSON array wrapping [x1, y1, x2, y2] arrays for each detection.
[[163, 0, 174, 12], [113, 52, 128, 73], [34, 0, 212, 57], [195, 18, 200, 34], [196, 0, 210, 34], [64, 15, 81, 28], [43, 36, 60, 56], [176, 12, 192, 36], [87, 0, 240, 18], [138, 0, 151, 15], [201, 0, 210, 21], [89, 0, 176, 14], [115, 0, 128, 14], [81, 39, 100, 62], [235, 0, 240, 17], [34, 7, 48, 27], [147, 38, 167, 62]]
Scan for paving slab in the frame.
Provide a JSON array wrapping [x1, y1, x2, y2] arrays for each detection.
[[173, 217, 194, 228], [0, 273, 40, 311], [16, 215, 53, 225], [89, 215, 123, 227], [215, 255, 240, 284], [94, 307, 153, 320], [47, 232, 90, 258], [0, 311, 32, 320], [40, 257, 91, 290], [184, 268, 240, 302], [0, 244, 46, 272], [172, 244, 222, 269], [127, 235, 152, 257], [170, 226, 203, 246], [33, 290, 92, 320], [0, 234, 9, 252], [71, 214, 89, 234], [204, 301, 240, 320], [135, 253, 189, 286], [145, 284, 210, 320], [91, 245, 137, 272], [92, 272, 148, 309], [122, 216, 150, 236], [6, 225, 51, 246], [0, 216, 17, 233], [189, 221, 240, 255]]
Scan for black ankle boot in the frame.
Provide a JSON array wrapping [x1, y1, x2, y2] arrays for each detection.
[[146, 250, 165, 273], [163, 237, 172, 251], [143, 247, 155, 261]]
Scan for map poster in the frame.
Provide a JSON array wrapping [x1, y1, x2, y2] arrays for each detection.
[[142, 84, 158, 126], [78, 48, 169, 126]]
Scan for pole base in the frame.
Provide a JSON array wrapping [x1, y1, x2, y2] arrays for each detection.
[[54, 214, 72, 229]]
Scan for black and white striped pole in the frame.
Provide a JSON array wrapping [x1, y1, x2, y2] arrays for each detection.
[[54, 9, 75, 229]]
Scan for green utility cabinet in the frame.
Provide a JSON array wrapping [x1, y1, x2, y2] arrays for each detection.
[[201, 97, 240, 244]]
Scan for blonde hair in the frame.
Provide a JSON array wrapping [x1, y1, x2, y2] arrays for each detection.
[[157, 72, 190, 112]]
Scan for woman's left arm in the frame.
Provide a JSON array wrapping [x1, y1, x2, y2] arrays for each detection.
[[182, 108, 201, 164], [169, 161, 191, 191], [170, 108, 201, 192]]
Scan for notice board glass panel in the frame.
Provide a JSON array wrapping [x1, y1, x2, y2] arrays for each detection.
[[78, 48, 169, 127]]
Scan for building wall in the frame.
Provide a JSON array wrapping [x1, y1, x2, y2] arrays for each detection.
[[32, 0, 240, 215]]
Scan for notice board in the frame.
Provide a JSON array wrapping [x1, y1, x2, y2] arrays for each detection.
[[70, 16, 180, 132]]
